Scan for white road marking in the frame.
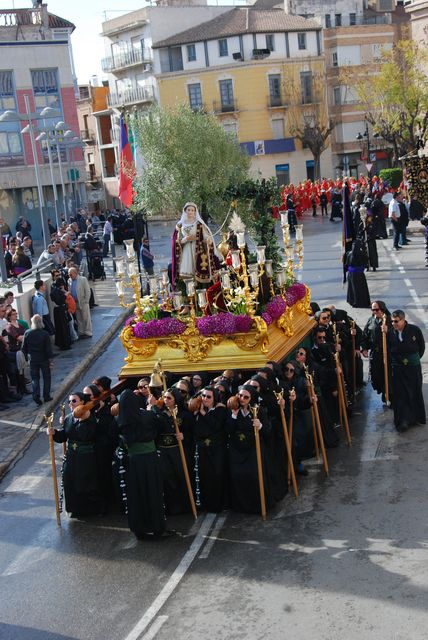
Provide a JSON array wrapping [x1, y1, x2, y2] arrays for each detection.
[[398, 266, 405, 273], [199, 514, 228, 559], [5, 475, 43, 493], [141, 616, 169, 640], [0, 419, 34, 428], [123, 513, 216, 640], [404, 279, 412, 287]]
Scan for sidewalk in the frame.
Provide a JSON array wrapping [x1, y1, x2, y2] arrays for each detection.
[[0, 257, 130, 480]]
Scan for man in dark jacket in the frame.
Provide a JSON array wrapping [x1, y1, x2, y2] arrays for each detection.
[[22, 314, 54, 405]]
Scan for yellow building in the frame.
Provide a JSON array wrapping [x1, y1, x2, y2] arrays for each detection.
[[152, 7, 333, 184]]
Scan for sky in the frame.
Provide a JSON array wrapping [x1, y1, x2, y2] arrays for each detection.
[[4, 0, 239, 84]]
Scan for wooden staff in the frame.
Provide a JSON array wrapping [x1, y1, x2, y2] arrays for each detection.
[[170, 406, 197, 520], [45, 413, 61, 526], [311, 405, 320, 460], [351, 320, 357, 403], [382, 314, 390, 406], [250, 404, 267, 520], [335, 350, 352, 446], [305, 368, 329, 476], [274, 391, 299, 498], [287, 389, 294, 486], [60, 404, 66, 457]]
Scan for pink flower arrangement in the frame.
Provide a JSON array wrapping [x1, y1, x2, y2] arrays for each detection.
[[196, 312, 237, 336], [234, 314, 254, 333], [262, 312, 273, 326], [285, 283, 306, 307], [265, 296, 287, 320]]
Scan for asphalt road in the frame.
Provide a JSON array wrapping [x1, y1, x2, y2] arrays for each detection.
[[0, 215, 427, 640]]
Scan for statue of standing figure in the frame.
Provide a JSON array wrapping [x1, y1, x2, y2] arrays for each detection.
[[171, 202, 221, 287]]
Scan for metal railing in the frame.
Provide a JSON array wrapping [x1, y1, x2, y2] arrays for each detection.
[[107, 84, 155, 108], [213, 100, 238, 114], [101, 48, 152, 73], [14, 259, 55, 293], [268, 95, 287, 108]]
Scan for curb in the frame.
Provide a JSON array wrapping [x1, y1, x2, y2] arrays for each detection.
[[0, 306, 133, 482]]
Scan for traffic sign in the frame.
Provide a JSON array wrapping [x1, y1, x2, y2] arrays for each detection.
[[365, 163, 373, 173]]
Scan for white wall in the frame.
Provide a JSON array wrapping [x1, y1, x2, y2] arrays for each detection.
[[0, 43, 74, 88], [335, 120, 365, 143], [337, 44, 361, 65]]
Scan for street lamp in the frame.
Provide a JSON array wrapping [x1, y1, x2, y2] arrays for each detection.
[[0, 99, 60, 248], [356, 120, 381, 179]]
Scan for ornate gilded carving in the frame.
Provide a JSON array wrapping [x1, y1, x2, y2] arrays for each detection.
[[277, 306, 294, 337], [166, 320, 221, 363], [120, 325, 157, 362], [233, 316, 269, 354], [296, 285, 312, 316]]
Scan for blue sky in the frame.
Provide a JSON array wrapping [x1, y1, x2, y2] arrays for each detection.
[[4, 1, 240, 84]]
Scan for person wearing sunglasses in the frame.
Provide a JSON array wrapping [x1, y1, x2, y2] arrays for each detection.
[[151, 387, 194, 516], [134, 377, 151, 409], [47, 392, 102, 518], [115, 389, 169, 540], [283, 360, 313, 477], [226, 384, 272, 514], [191, 386, 227, 512], [382, 310, 426, 432], [361, 300, 392, 404]]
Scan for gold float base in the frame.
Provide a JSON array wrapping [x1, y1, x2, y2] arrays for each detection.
[[118, 304, 316, 378]]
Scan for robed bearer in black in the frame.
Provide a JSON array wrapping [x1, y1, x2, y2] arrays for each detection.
[[382, 310, 426, 432], [361, 301, 391, 404]]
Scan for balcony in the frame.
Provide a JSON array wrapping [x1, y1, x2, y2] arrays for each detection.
[[107, 84, 155, 108], [213, 100, 238, 114], [81, 129, 95, 143], [268, 95, 287, 109], [101, 47, 152, 73]]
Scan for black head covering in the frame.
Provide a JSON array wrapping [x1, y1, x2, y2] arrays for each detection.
[[94, 376, 112, 390], [239, 384, 259, 406], [167, 387, 186, 411], [251, 374, 268, 394], [118, 389, 141, 428]]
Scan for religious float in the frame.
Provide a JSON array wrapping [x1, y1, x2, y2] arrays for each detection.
[[114, 211, 316, 378]]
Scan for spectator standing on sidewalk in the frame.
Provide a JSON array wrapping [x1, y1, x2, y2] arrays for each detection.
[[68, 267, 92, 338], [388, 192, 403, 251], [22, 314, 53, 405], [21, 236, 33, 261], [102, 216, 113, 257], [141, 238, 154, 276], [32, 281, 55, 336]]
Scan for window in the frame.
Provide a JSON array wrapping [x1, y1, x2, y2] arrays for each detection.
[[218, 39, 228, 57], [272, 118, 284, 140], [349, 13, 356, 25], [188, 83, 202, 111], [219, 79, 234, 111], [298, 33, 307, 50], [266, 34, 275, 52], [268, 74, 282, 107], [335, 14, 342, 26], [0, 70, 23, 159], [325, 14, 331, 28], [332, 51, 338, 67], [333, 87, 341, 105], [223, 122, 237, 138], [187, 44, 196, 62], [300, 71, 312, 104], [31, 69, 62, 114], [275, 163, 290, 187]]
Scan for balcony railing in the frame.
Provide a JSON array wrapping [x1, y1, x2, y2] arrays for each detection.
[[213, 100, 238, 114], [101, 48, 152, 73], [0, 8, 43, 27], [80, 129, 95, 142], [107, 84, 155, 108], [268, 95, 287, 108]]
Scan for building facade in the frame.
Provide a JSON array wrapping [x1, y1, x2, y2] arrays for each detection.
[[152, 8, 332, 184], [405, 0, 428, 45], [0, 3, 85, 240]]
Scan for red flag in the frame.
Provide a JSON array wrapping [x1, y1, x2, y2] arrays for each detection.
[[119, 114, 135, 208]]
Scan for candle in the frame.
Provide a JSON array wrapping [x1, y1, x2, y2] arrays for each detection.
[[173, 292, 182, 309], [265, 259, 273, 278], [286, 245, 294, 261], [221, 270, 231, 289], [123, 239, 136, 260], [196, 289, 207, 309], [230, 250, 240, 269], [149, 277, 158, 295], [256, 245, 266, 265], [127, 260, 138, 277], [160, 269, 169, 285], [115, 280, 124, 296], [114, 257, 125, 276], [280, 213, 288, 226], [276, 270, 286, 286], [295, 225, 303, 241], [236, 231, 246, 249]]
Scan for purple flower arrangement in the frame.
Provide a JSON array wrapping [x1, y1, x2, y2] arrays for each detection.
[[127, 284, 307, 338], [132, 317, 187, 339]]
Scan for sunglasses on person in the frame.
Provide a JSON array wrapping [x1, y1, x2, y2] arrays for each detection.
[[297, 351, 306, 356], [238, 393, 251, 399], [391, 319, 401, 324], [68, 398, 79, 403], [372, 307, 380, 311], [285, 366, 295, 372], [201, 393, 213, 399], [164, 395, 174, 401], [178, 388, 188, 394], [138, 384, 149, 390]]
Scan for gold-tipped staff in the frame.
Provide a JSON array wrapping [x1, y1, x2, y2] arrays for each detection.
[[334, 337, 352, 446], [273, 390, 299, 498], [382, 314, 390, 406], [304, 367, 329, 476], [287, 388, 295, 486], [60, 404, 66, 457], [351, 320, 357, 403], [45, 412, 61, 526], [250, 404, 267, 520], [170, 406, 197, 520]]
